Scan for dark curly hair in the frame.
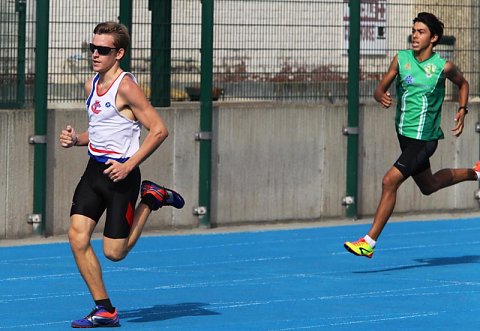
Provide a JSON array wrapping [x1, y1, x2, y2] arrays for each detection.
[[413, 12, 444, 46]]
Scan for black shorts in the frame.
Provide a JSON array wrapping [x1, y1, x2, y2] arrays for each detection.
[[394, 134, 438, 178], [70, 158, 141, 239]]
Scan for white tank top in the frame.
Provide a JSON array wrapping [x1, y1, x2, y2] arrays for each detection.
[[85, 72, 142, 163]]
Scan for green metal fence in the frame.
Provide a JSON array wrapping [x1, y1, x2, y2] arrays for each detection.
[[0, 0, 34, 108], [1, 0, 479, 105]]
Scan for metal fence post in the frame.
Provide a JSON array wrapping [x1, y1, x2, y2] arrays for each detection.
[[119, 0, 132, 72], [16, 0, 26, 107], [196, 0, 214, 228], [345, 0, 360, 220], [149, 0, 171, 107], [32, 0, 49, 235]]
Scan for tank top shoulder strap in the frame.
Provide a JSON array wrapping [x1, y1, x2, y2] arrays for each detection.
[[86, 73, 100, 108], [110, 72, 138, 94]]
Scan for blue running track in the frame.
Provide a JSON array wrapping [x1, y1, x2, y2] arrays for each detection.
[[1, 217, 480, 330]]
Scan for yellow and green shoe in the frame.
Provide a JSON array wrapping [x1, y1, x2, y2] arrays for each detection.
[[344, 238, 374, 258]]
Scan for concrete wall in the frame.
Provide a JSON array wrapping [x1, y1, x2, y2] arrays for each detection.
[[212, 103, 347, 225], [1, 101, 479, 239], [0, 109, 35, 239]]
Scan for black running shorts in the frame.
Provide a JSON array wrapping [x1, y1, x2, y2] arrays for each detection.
[[394, 134, 438, 178], [70, 158, 141, 239]]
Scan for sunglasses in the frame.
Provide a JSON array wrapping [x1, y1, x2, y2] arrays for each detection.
[[89, 43, 118, 55]]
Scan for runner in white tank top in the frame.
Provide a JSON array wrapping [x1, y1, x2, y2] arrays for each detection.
[[58, 22, 184, 328], [86, 72, 141, 163]]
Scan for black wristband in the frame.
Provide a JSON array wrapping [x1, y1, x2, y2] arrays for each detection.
[[458, 106, 468, 114]]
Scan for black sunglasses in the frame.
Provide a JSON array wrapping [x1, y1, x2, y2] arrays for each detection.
[[89, 43, 118, 55]]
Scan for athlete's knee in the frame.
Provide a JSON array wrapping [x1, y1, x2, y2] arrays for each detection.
[[104, 250, 126, 262], [103, 246, 127, 262], [418, 184, 436, 196], [68, 226, 91, 252], [381, 173, 400, 191], [104, 253, 125, 262], [415, 176, 438, 195]]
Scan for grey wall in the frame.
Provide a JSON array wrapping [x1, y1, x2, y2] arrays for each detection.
[[1, 101, 479, 239], [0, 109, 35, 239]]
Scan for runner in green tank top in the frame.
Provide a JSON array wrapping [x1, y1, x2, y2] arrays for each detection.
[[396, 49, 446, 140], [344, 12, 480, 258]]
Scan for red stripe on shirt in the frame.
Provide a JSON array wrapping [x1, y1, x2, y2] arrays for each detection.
[[89, 143, 122, 155]]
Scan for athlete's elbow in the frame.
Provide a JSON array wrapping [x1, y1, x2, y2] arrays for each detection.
[[460, 80, 469, 94], [161, 127, 169, 140], [153, 126, 168, 143]]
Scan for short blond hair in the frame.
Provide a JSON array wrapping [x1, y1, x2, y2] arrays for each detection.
[[93, 21, 130, 53]]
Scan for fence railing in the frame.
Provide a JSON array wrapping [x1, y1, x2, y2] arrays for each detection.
[[0, 0, 478, 105]]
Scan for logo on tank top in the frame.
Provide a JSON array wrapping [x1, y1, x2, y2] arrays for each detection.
[[424, 63, 437, 78], [91, 100, 102, 114], [404, 74, 414, 85]]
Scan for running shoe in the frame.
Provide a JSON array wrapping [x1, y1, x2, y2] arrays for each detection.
[[141, 180, 185, 210], [71, 305, 120, 328], [344, 238, 374, 258]]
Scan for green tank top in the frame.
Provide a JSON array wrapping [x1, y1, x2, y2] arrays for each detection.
[[395, 50, 447, 140]]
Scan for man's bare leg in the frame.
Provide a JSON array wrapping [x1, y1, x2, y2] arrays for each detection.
[[367, 167, 406, 240], [68, 215, 109, 300]]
